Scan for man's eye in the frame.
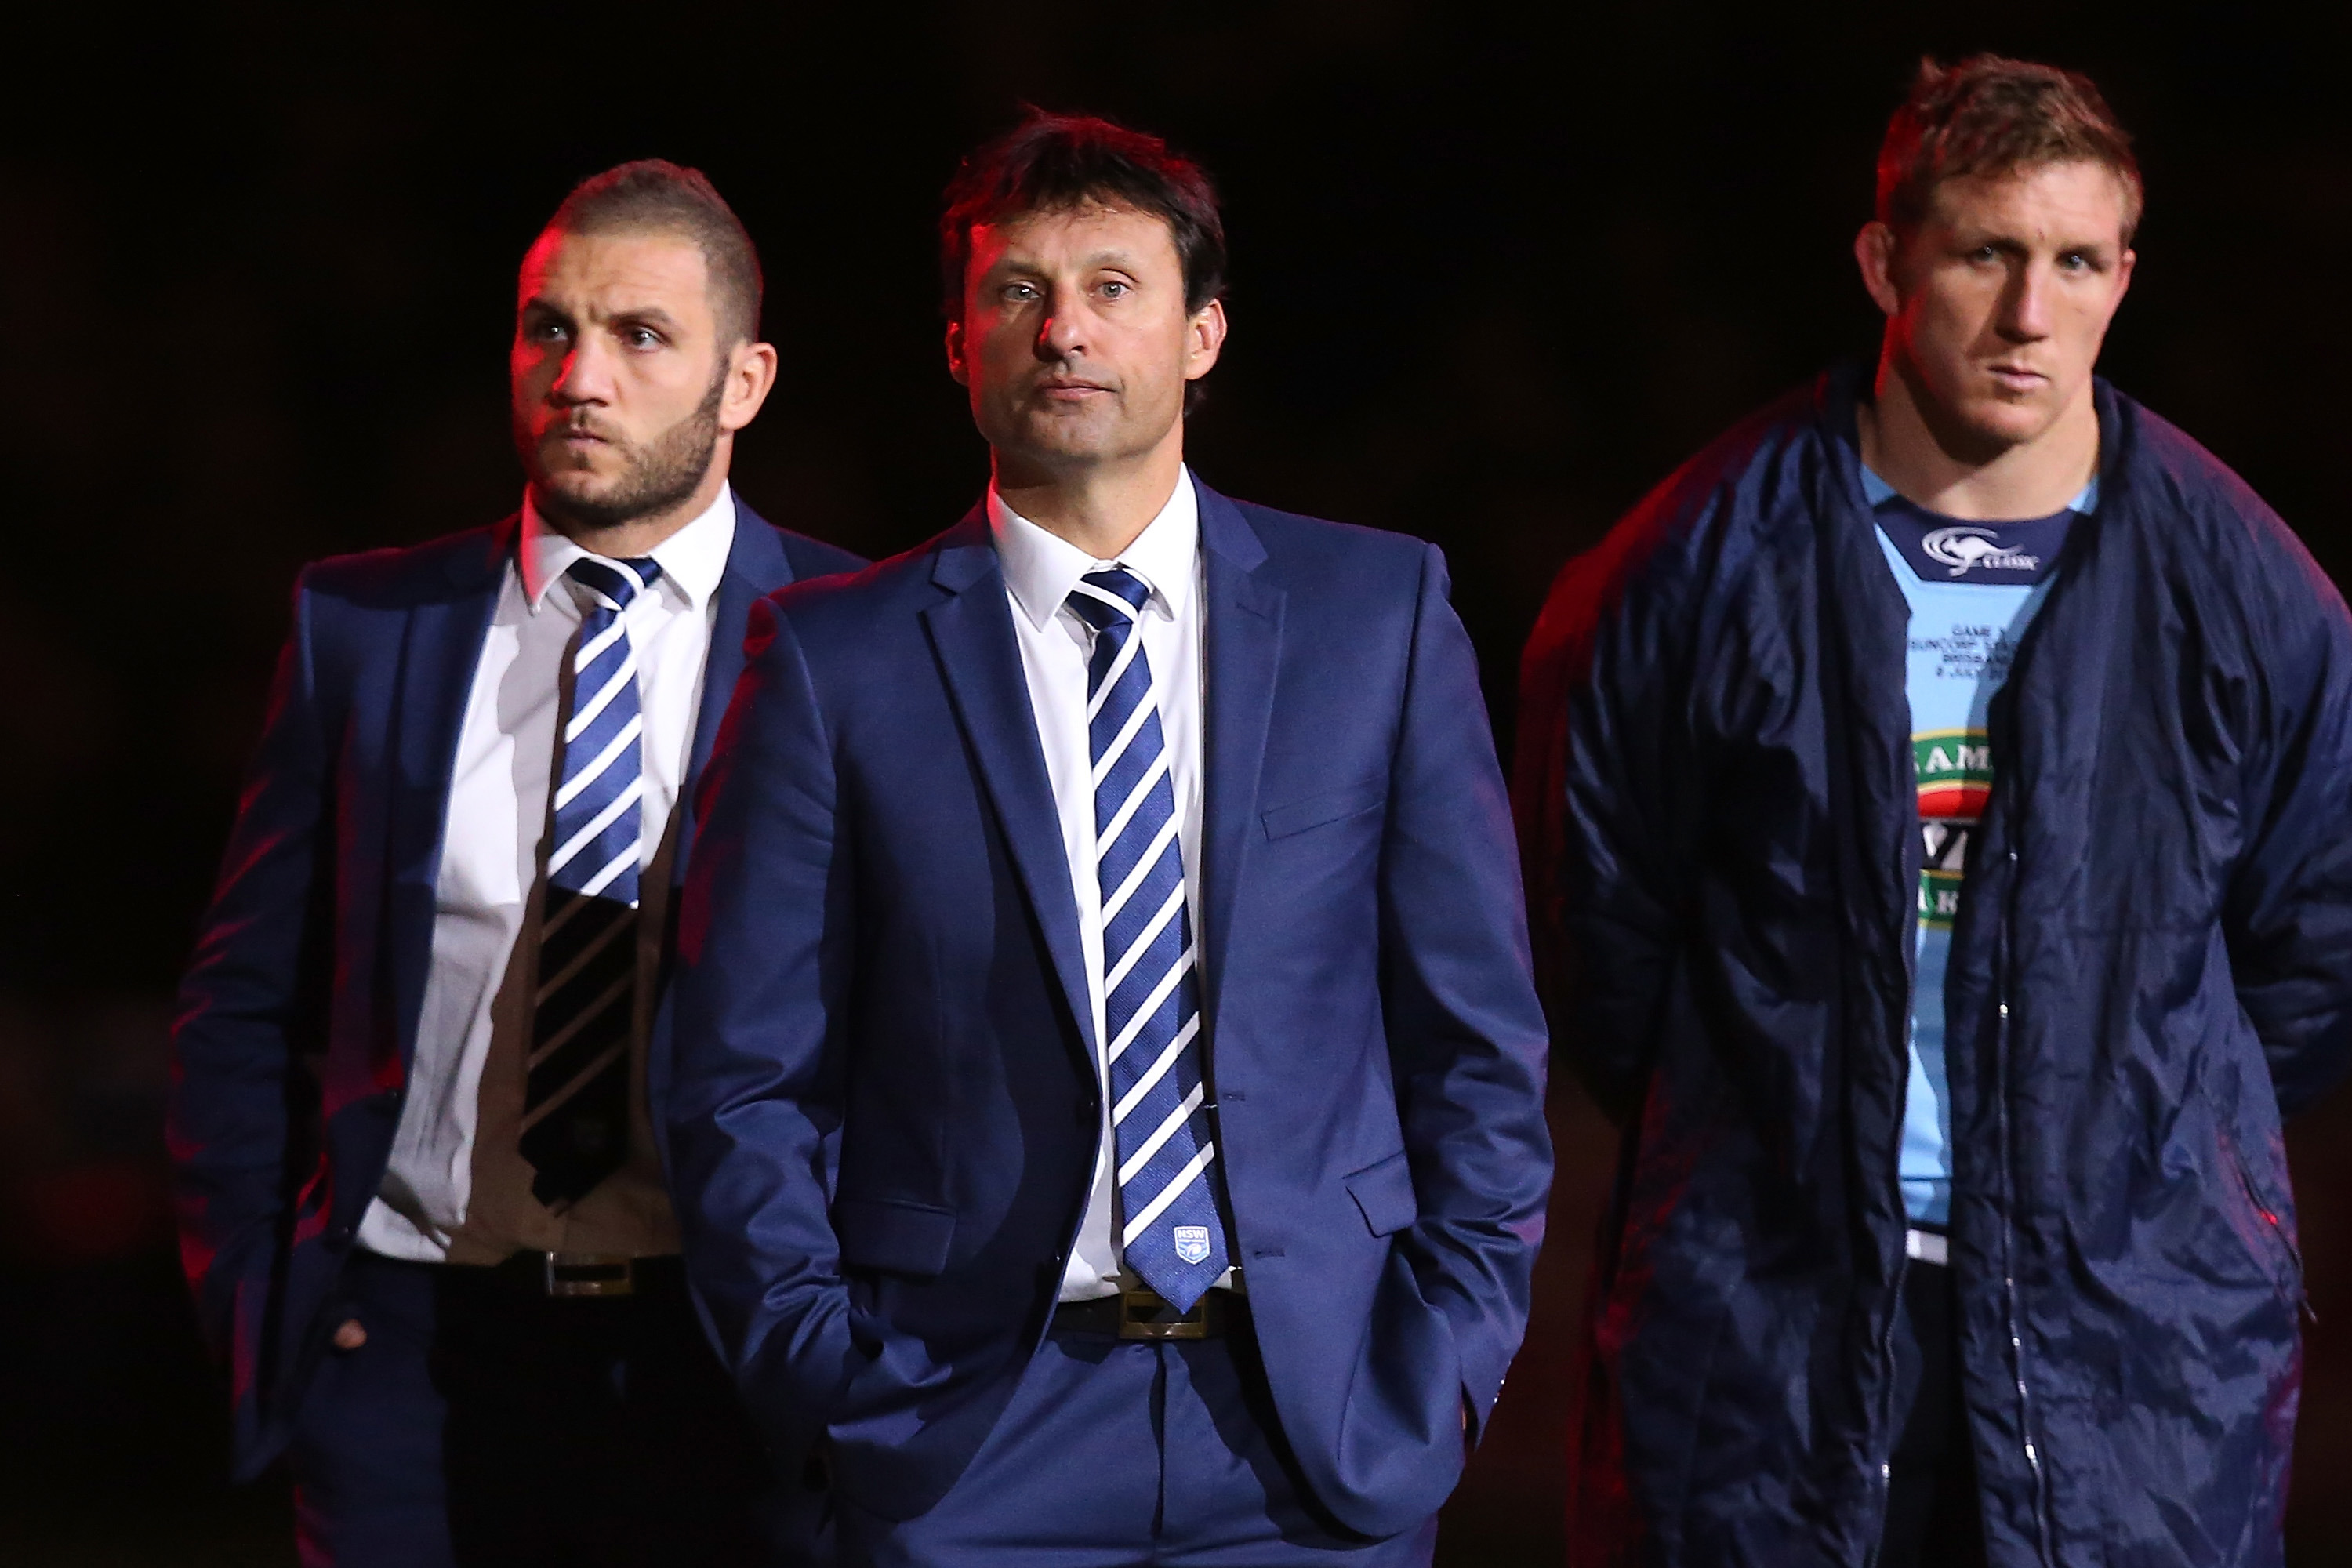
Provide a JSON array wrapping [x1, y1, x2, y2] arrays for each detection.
[[1004, 282, 1041, 302], [1100, 280, 1130, 299], [1970, 245, 2000, 263], [531, 321, 569, 343], [2058, 252, 2092, 272]]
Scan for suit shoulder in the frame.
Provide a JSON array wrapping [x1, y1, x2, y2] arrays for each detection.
[[730, 500, 866, 582], [1220, 499, 1439, 619], [762, 524, 953, 626], [298, 519, 508, 607], [768, 524, 866, 581], [1228, 499, 1433, 572]]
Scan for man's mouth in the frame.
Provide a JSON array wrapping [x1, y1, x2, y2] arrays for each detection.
[[1985, 363, 2049, 393], [1037, 378, 1112, 401]]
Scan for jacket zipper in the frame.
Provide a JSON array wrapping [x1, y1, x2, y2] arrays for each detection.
[[2227, 1144, 2313, 1320], [1862, 832, 1916, 1568], [1864, 1237, 1911, 1568], [1992, 855, 2056, 1566]]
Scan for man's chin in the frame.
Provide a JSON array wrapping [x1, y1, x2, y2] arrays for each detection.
[[529, 474, 637, 528], [1955, 397, 2065, 456], [998, 416, 1158, 470]]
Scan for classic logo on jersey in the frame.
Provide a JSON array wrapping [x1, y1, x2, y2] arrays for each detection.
[[1915, 728, 1992, 820], [1172, 1225, 1213, 1265], [1921, 525, 2041, 578]]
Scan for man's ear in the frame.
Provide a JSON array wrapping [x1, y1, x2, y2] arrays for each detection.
[[1184, 297, 1229, 383], [945, 318, 970, 387], [1855, 221, 1904, 318], [718, 340, 779, 434]]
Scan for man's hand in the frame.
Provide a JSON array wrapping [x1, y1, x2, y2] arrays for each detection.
[[332, 1319, 367, 1351]]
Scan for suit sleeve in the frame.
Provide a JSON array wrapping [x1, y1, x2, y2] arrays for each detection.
[[2225, 537, 2352, 1116], [165, 572, 332, 1361], [1377, 543, 1555, 1439], [664, 595, 862, 1459], [1513, 521, 1692, 1124]]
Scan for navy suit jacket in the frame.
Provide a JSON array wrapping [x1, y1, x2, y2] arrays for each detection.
[[166, 498, 865, 1477], [665, 484, 1552, 1537]]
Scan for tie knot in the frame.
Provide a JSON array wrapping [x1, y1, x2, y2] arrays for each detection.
[[1067, 567, 1151, 630], [568, 556, 662, 610]]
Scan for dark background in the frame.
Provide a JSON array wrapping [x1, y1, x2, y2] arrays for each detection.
[[4, 2, 2348, 1561]]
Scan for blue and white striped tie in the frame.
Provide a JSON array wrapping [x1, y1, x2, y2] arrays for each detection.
[[521, 554, 661, 1209], [1065, 567, 1229, 1311]]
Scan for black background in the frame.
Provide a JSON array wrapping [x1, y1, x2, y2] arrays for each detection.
[[3, 2, 2348, 1561]]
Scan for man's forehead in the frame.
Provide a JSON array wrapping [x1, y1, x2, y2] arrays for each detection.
[[518, 227, 710, 310], [1926, 160, 2133, 237], [972, 201, 1178, 267]]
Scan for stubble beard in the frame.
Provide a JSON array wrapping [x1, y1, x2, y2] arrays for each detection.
[[522, 368, 727, 535]]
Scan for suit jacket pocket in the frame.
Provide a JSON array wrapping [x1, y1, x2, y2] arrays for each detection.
[[1345, 1149, 1418, 1237], [1261, 777, 1386, 840], [834, 1196, 956, 1278]]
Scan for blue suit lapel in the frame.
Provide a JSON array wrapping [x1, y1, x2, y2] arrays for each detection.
[[677, 498, 797, 876], [921, 510, 1098, 1061], [386, 520, 509, 1072], [1195, 486, 1283, 1048]]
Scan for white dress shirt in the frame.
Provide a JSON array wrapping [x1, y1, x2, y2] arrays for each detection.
[[989, 466, 1232, 1301], [358, 484, 738, 1261]]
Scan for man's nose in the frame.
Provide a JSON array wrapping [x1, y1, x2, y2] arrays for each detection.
[[2000, 262, 2056, 342], [550, 336, 615, 402], [1035, 301, 1087, 361]]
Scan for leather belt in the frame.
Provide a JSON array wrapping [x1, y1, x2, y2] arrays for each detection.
[[487, 1250, 683, 1298], [1052, 1285, 1247, 1341]]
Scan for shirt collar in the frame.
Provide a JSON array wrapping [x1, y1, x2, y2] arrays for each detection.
[[988, 466, 1200, 632], [1860, 463, 2099, 517], [518, 481, 739, 612]]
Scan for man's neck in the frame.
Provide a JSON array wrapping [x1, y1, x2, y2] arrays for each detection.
[[993, 437, 1185, 561], [1859, 356, 2099, 521], [532, 459, 731, 559]]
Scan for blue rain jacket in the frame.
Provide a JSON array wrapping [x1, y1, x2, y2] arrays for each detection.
[[1515, 365, 2352, 1566]]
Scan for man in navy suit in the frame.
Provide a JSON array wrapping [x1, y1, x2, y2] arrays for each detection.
[[167, 161, 863, 1566], [665, 111, 1552, 1566]]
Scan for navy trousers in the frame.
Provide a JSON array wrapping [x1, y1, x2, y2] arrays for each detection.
[[291, 1250, 815, 1568], [835, 1315, 1441, 1567]]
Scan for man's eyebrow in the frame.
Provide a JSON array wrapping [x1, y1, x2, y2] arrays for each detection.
[[985, 248, 1148, 275]]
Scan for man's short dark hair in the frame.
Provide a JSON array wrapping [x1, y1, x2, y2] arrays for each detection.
[[543, 159, 764, 347], [1878, 55, 2144, 247], [938, 109, 1227, 324]]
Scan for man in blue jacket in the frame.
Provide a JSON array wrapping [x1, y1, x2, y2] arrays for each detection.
[[663, 111, 1552, 1566], [167, 162, 863, 1566], [1518, 56, 2352, 1568]]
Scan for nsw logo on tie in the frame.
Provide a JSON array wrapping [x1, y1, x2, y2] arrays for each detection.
[[520, 554, 662, 1211], [1064, 566, 1231, 1312]]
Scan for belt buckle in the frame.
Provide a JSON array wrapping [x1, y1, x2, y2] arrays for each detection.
[[1119, 1285, 1208, 1341], [543, 1252, 635, 1298]]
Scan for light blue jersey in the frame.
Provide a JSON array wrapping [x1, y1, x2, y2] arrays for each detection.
[[1867, 466, 2094, 1224]]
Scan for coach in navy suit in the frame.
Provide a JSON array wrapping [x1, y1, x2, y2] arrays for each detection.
[[666, 113, 1552, 1566], [168, 162, 862, 1566]]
